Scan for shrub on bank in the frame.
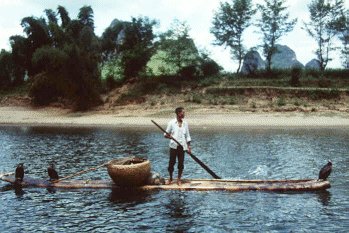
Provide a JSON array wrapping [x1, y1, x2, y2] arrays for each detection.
[[29, 73, 62, 105], [290, 67, 302, 87]]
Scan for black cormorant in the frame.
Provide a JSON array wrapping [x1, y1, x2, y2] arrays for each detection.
[[15, 163, 24, 182], [48, 163, 59, 181], [319, 160, 332, 180]]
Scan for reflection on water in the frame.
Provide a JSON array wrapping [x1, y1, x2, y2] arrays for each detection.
[[165, 192, 193, 232], [109, 188, 153, 205], [0, 183, 25, 197], [0, 184, 12, 192], [46, 187, 57, 194], [0, 126, 348, 232], [166, 192, 190, 219], [14, 187, 25, 197], [316, 190, 332, 206]]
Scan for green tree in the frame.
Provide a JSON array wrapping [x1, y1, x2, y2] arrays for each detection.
[[147, 20, 200, 76], [0, 50, 14, 88], [6, 5, 101, 109], [57, 5, 71, 28], [65, 20, 84, 41], [44, 9, 58, 25], [21, 5, 102, 110], [121, 17, 157, 78], [211, 0, 256, 73], [100, 19, 124, 61], [257, 0, 296, 71], [61, 43, 101, 110], [45, 8, 66, 48], [9, 35, 27, 84], [31, 46, 67, 73], [339, 10, 349, 69], [78, 5, 94, 29], [303, 0, 346, 71], [20, 16, 51, 75], [199, 51, 222, 76], [21, 17, 51, 50], [101, 17, 157, 79]]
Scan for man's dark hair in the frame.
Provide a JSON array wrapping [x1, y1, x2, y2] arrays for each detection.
[[175, 107, 184, 115]]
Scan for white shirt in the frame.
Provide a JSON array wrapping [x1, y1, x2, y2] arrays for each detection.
[[165, 118, 191, 150]]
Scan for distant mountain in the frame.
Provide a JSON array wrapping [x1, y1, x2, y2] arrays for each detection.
[[305, 59, 321, 69], [271, 44, 304, 69], [241, 44, 304, 74], [240, 50, 265, 74]]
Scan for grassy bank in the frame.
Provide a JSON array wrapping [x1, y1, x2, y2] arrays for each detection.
[[100, 72, 349, 113], [1, 69, 349, 113]]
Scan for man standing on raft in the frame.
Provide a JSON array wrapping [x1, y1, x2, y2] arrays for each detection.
[[164, 107, 191, 186]]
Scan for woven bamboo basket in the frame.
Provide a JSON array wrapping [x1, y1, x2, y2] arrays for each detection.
[[107, 157, 151, 187]]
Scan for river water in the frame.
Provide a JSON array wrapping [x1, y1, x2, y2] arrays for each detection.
[[0, 126, 348, 232]]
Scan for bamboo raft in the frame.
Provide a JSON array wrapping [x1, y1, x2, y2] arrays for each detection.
[[0, 174, 330, 192]]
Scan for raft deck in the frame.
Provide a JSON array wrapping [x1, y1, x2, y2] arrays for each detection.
[[0, 174, 330, 192]]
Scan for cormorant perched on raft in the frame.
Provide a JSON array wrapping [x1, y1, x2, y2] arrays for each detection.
[[319, 160, 332, 180], [48, 163, 59, 181], [15, 163, 24, 182]]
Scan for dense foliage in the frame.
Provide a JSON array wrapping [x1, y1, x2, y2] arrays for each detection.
[[5, 5, 102, 110], [101, 17, 157, 80], [102, 19, 220, 81], [147, 20, 201, 77]]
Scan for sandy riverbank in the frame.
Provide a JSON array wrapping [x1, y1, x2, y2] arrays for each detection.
[[0, 106, 348, 128]]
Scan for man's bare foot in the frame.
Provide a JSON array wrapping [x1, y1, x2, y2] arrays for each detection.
[[177, 179, 182, 186], [166, 179, 173, 185]]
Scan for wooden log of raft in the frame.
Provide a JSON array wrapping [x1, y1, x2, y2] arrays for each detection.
[[0, 174, 330, 192], [107, 157, 151, 187]]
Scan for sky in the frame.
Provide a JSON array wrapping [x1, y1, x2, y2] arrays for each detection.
[[0, 0, 348, 71]]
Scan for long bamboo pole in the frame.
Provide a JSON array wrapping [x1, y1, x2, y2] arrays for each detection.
[[51, 161, 111, 183], [51, 156, 137, 183]]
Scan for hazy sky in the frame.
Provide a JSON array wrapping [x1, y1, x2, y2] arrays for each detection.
[[0, 0, 348, 71]]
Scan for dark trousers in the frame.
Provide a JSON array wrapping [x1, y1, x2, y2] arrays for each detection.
[[168, 147, 185, 174]]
